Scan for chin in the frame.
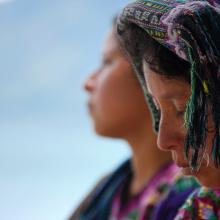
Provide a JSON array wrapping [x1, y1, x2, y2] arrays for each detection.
[[180, 167, 192, 176], [94, 124, 118, 138], [94, 125, 108, 136]]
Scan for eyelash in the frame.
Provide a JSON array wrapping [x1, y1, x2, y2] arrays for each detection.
[[149, 94, 186, 118], [153, 100, 185, 117], [176, 109, 185, 117], [175, 104, 186, 117]]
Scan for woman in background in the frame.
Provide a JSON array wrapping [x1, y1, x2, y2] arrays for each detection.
[[69, 18, 198, 220]]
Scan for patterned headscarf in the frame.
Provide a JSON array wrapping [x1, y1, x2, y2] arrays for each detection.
[[117, 0, 220, 170]]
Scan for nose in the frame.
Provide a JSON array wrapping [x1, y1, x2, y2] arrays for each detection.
[[157, 113, 185, 152], [84, 70, 98, 92]]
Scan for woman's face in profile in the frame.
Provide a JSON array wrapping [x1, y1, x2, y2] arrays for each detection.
[[143, 61, 219, 184], [84, 28, 149, 138]]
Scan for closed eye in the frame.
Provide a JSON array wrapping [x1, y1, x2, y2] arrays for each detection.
[[176, 110, 185, 117]]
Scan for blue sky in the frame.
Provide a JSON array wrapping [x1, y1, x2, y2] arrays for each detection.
[[0, 0, 131, 219]]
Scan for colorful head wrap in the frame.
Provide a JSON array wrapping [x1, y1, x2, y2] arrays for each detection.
[[117, 0, 220, 170]]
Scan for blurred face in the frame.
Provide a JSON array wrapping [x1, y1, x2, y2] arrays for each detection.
[[143, 62, 219, 184], [84, 29, 150, 138]]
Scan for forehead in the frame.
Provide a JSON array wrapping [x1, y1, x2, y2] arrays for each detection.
[[143, 62, 191, 100], [102, 28, 120, 55]]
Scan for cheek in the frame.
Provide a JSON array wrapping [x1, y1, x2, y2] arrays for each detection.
[[160, 110, 187, 136], [95, 72, 125, 117], [99, 65, 129, 103], [178, 116, 187, 136]]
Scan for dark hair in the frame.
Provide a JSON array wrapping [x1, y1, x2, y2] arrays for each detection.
[[118, 23, 191, 82]]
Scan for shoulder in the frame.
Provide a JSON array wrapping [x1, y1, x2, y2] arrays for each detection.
[[174, 187, 220, 220], [69, 159, 131, 220], [69, 173, 111, 220]]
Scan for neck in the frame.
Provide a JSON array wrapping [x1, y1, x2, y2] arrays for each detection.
[[125, 124, 172, 195]]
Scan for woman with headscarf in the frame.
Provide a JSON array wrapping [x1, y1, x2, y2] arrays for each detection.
[[117, 0, 220, 219], [69, 18, 198, 220]]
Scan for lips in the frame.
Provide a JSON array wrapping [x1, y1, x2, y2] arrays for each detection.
[[180, 166, 192, 175], [88, 101, 92, 109], [87, 99, 95, 114], [177, 163, 189, 168]]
